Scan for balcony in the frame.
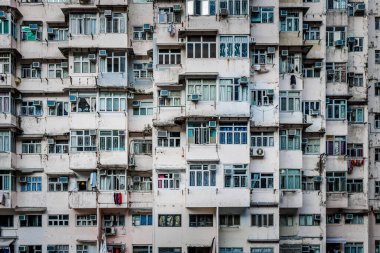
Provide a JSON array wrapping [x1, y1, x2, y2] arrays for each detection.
[[16, 154, 43, 172], [98, 152, 128, 167], [68, 191, 96, 209], [185, 188, 250, 208], [326, 192, 348, 208], [279, 31, 303, 46], [16, 77, 70, 93], [20, 41, 65, 59], [153, 106, 185, 127], [279, 189, 303, 209], [67, 33, 129, 49], [69, 152, 97, 170], [280, 0, 304, 8], [185, 101, 250, 118], [98, 191, 128, 208], [251, 189, 278, 206], [129, 191, 153, 209], [0, 113, 19, 129], [0, 34, 17, 49], [97, 72, 128, 87], [279, 111, 304, 125], [0, 191, 15, 209], [0, 153, 16, 169], [0, 74, 18, 89]]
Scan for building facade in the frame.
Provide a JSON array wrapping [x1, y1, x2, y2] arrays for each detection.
[[0, 0, 377, 252]]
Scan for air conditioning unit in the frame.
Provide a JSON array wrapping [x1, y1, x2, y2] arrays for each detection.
[[19, 246, 27, 252], [69, 95, 77, 102], [281, 50, 288, 56], [303, 23, 309, 30], [132, 219, 140, 226], [346, 213, 353, 220], [355, 3, 365, 12], [219, 8, 229, 16], [132, 101, 141, 107], [240, 76, 248, 84], [0, 11, 7, 20], [267, 47, 276, 54], [160, 90, 169, 97], [191, 94, 200, 102], [157, 131, 168, 138], [173, 4, 182, 12], [173, 173, 181, 179], [29, 24, 38, 30], [250, 147, 265, 157], [314, 62, 322, 68], [310, 110, 320, 116], [88, 54, 96, 61], [47, 28, 54, 34], [47, 138, 55, 144], [59, 176, 68, 183], [143, 23, 152, 31], [33, 100, 42, 106], [32, 62, 41, 68], [335, 213, 341, 220], [99, 50, 107, 57], [347, 37, 356, 43], [209, 121, 217, 127], [314, 176, 322, 182], [105, 227, 116, 235], [89, 130, 96, 135], [61, 62, 68, 68], [104, 10, 112, 17], [280, 10, 288, 16], [19, 177, 27, 183], [314, 214, 321, 220], [47, 100, 56, 107], [327, 69, 335, 75], [266, 89, 274, 96], [19, 215, 26, 221], [133, 176, 141, 182], [335, 40, 344, 47], [288, 129, 297, 136]]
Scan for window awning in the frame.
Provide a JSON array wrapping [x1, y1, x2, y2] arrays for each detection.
[[155, 165, 186, 171], [326, 237, 346, 244], [15, 207, 47, 213], [178, 72, 219, 80], [0, 239, 15, 247], [178, 29, 218, 38]]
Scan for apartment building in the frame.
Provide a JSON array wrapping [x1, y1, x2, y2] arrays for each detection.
[[0, 0, 376, 252]]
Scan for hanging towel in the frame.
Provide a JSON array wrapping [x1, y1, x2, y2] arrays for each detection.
[[90, 172, 97, 188], [119, 193, 122, 204]]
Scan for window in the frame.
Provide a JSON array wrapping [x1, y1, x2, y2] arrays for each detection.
[[156, 132, 180, 148], [251, 132, 274, 147], [251, 49, 273, 65], [187, 0, 216, 15], [99, 169, 126, 191], [0, 215, 13, 227], [376, 17, 380, 30], [348, 108, 364, 124], [187, 36, 216, 59], [326, 136, 346, 155], [280, 129, 301, 150], [158, 174, 180, 189], [132, 176, 152, 191], [0, 53, 14, 74], [251, 173, 274, 189], [70, 92, 96, 113], [70, 14, 96, 35], [21, 25, 42, 41], [219, 0, 247, 15], [219, 122, 247, 144], [133, 26, 153, 40], [280, 169, 301, 189], [327, 214, 341, 224], [21, 64, 41, 78], [73, 53, 96, 73], [189, 214, 213, 227], [189, 164, 216, 186], [251, 214, 273, 227], [158, 214, 181, 227], [327, 0, 346, 8], [77, 245, 91, 253], [70, 130, 96, 152], [22, 140, 41, 154], [158, 8, 181, 23], [348, 73, 363, 87], [133, 246, 153, 253], [251, 7, 274, 23], [251, 90, 274, 106], [219, 215, 240, 226], [132, 214, 152, 226], [133, 63, 153, 79], [219, 78, 248, 102], [76, 215, 97, 226], [326, 172, 346, 192], [347, 179, 363, 193], [48, 177, 68, 191], [0, 15, 9, 35], [280, 12, 299, 32], [326, 27, 347, 47], [0, 93, 11, 113], [376, 148, 380, 161], [48, 215, 69, 226], [158, 49, 181, 65], [187, 79, 216, 101], [20, 215, 42, 227], [251, 249, 274, 253], [47, 246, 69, 253], [0, 172, 15, 191], [299, 214, 321, 226], [326, 62, 347, 82], [47, 63, 68, 79], [280, 215, 293, 226], [132, 101, 153, 115], [48, 101, 69, 116], [303, 65, 321, 78], [345, 214, 364, 224], [224, 164, 248, 187], [348, 37, 363, 52], [99, 130, 125, 151], [345, 243, 363, 253], [99, 92, 126, 112], [220, 249, 243, 253], [100, 13, 126, 33], [20, 244, 42, 252], [47, 27, 68, 41], [304, 26, 320, 40], [0, 131, 10, 152], [347, 143, 363, 157], [103, 215, 125, 226], [375, 114, 380, 129], [133, 140, 152, 154], [159, 91, 181, 107], [187, 122, 217, 144], [220, 36, 248, 58], [280, 54, 302, 74], [376, 181, 380, 195], [326, 99, 347, 119], [376, 51, 380, 64], [302, 138, 320, 154], [280, 91, 301, 112], [21, 176, 42, 192], [302, 176, 321, 191], [21, 101, 43, 116], [49, 140, 69, 154], [376, 83, 380, 96], [377, 241, 380, 253], [99, 51, 126, 73]]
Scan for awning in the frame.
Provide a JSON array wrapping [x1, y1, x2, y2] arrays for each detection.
[[155, 165, 186, 171], [178, 29, 218, 38], [326, 237, 346, 244], [0, 239, 15, 247], [15, 207, 47, 213], [77, 239, 96, 244], [178, 72, 219, 80]]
